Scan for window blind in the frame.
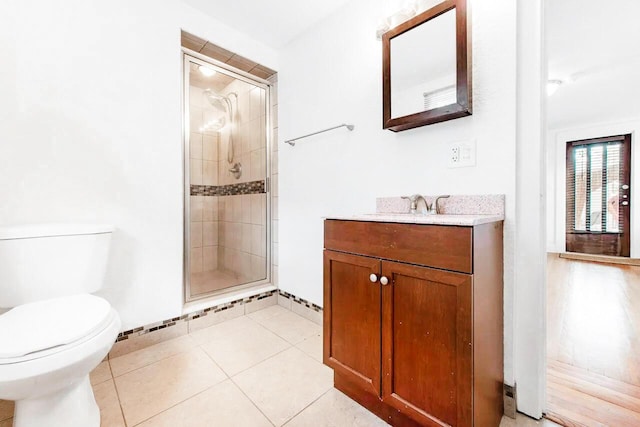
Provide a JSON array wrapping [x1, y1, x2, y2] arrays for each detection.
[[423, 85, 456, 111]]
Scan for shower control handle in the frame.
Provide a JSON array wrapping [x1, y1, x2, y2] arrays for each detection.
[[229, 162, 242, 180]]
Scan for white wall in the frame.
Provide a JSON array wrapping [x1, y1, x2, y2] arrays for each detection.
[[278, 0, 518, 384], [0, 0, 278, 331], [547, 119, 640, 257]]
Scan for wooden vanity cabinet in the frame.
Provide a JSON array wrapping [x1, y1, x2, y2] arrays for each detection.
[[323, 219, 503, 427]]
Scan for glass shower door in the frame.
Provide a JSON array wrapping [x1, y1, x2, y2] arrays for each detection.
[[184, 54, 270, 301]]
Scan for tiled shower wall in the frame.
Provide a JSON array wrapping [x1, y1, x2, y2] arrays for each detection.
[[217, 78, 267, 279], [188, 76, 270, 285], [189, 85, 220, 274], [218, 80, 266, 186], [218, 193, 266, 281]]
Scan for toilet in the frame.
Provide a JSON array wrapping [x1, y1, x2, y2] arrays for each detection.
[[0, 224, 121, 427]]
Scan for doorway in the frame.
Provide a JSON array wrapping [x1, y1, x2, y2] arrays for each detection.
[[545, 0, 640, 423], [565, 134, 631, 257], [182, 51, 273, 302]]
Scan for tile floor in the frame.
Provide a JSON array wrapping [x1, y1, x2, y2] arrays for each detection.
[[0, 305, 559, 426]]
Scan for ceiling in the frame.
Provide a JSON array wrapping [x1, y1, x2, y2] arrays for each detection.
[[546, 0, 640, 128], [181, 0, 355, 48]]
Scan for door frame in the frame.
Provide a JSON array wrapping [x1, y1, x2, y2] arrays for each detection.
[[515, 0, 546, 417], [181, 50, 274, 303], [550, 121, 638, 258], [564, 134, 632, 257]]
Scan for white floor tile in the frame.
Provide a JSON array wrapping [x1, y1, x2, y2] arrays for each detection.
[[200, 319, 290, 376], [295, 332, 323, 363], [189, 315, 256, 345], [115, 348, 227, 426], [284, 388, 388, 426], [138, 380, 271, 427], [93, 379, 126, 427], [110, 335, 196, 377], [89, 360, 112, 385], [250, 306, 321, 345], [233, 347, 333, 426]]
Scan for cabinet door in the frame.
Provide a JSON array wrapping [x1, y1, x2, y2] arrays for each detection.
[[324, 250, 382, 396], [381, 261, 472, 427]]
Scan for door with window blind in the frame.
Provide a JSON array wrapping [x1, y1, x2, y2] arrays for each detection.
[[566, 134, 631, 257]]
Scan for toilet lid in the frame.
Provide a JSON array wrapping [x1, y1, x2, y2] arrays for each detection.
[[0, 294, 112, 359]]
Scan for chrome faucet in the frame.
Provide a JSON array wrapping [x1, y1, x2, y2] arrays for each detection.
[[401, 194, 428, 214], [402, 194, 450, 215], [431, 195, 450, 215]]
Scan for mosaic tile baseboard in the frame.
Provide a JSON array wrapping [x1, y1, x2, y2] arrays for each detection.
[[115, 290, 276, 343], [191, 180, 265, 197], [109, 289, 324, 358], [277, 290, 323, 326], [277, 291, 322, 312]]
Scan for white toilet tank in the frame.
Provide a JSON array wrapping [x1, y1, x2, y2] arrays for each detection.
[[0, 224, 114, 308]]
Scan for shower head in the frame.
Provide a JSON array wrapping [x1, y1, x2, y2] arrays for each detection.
[[203, 89, 238, 112], [201, 89, 238, 165], [203, 89, 228, 112]]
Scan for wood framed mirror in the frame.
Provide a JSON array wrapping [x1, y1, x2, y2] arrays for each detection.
[[382, 0, 471, 132]]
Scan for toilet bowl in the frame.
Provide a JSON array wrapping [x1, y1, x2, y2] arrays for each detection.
[[0, 224, 120, 427]]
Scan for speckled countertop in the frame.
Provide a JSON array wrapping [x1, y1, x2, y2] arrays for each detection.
[[325, 213, 504, 226], [326, 194, 505, 226]]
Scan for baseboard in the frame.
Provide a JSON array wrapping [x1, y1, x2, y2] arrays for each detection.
[[109, 289, 278, 358], [558, 252, 640, 266], [108, 288, 322, 359], [276, 290, 322, 325]]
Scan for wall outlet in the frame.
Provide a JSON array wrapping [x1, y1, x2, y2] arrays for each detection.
[[448, 140, 476, 168]]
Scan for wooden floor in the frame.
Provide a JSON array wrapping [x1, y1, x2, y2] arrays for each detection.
[[546, 254, 640, 426]]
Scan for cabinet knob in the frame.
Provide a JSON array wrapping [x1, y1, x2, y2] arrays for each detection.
[[380, 276, 389, 285], [369, 274, 378, 283]]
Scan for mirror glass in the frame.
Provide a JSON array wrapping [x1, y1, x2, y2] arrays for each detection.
[[390, 9, 457, 119]]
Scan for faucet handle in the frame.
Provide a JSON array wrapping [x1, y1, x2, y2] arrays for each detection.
[[433, 195, 450, 214], [401, 195, 418, 213]]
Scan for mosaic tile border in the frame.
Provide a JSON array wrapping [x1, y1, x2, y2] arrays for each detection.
[[190, 180, 265, 197], [115, 290, 277, 343], [278, 290, 323, 313]]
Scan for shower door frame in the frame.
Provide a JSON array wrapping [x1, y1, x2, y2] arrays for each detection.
[[182, 50, 273, 303]]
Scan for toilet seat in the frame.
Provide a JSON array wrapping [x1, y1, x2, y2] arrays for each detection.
[[0, 294, 113, 364]]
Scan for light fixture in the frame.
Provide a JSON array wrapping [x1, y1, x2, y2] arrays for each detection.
[[376, 18, 390, 40], [376, 0, 419, 39], [388, 7, 416, 28], [198, 65, 216, 77], [412, 0, 443, 14], [547, 79, 563, 96]]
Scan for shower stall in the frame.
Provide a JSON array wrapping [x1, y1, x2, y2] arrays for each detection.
[[183, 53, 272, 302]]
